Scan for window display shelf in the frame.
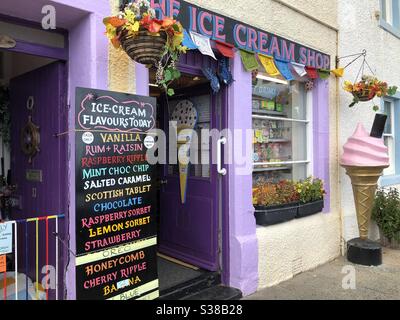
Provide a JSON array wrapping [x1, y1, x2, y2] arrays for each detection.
[[254, 139, 291, 144], [253, 167, 291, 173], [252, 114, 309, 124], [252, 109, 288, 117]]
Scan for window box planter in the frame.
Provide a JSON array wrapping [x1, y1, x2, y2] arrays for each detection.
[[254, 202, 299, 226], [297, 200, 324, 218]]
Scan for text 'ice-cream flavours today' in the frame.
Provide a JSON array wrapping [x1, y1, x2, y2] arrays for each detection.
[[340, 123, 390, 167]]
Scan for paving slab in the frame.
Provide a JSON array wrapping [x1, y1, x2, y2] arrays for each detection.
[[245, 249, 400, 300]]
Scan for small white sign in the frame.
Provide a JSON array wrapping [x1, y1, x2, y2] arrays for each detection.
[[144, 136, 155, 149], [82, 132, 94, 145], [117, 279, 130, 289], [0, 223, 13, 255]]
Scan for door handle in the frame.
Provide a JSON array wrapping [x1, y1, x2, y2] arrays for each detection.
[[217, 137, 227, 176]]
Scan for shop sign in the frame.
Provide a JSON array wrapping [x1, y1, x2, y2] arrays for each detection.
[[75, 87, 158, 300], [150, 0, 331, 69], [0, 223, 13, 255]]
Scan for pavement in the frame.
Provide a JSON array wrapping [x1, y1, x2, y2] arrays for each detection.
[[245, 248, 400, 300]]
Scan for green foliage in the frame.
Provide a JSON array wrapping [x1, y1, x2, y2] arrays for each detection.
[[295, 177, 325, 204], [372, 188, 400, 242], [0, 86, 11, 148]]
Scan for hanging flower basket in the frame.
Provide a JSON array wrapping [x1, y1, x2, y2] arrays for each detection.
[[118, 28, 167, 67], [344, 75, 397, 110], [103, 0, 187, 95], [352, 89, 375, 102]]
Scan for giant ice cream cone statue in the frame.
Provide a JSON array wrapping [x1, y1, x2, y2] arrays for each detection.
[[341, 122, 389, 240], [170, 100, 198, 204]]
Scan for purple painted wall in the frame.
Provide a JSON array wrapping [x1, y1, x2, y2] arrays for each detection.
[[227, 52, 259, 295], [313, 79, 330, 212], [63, 0, 110, 300]]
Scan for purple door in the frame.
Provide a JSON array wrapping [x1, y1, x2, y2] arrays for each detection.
[[159, 52, 222, 271], [9, 61, 67, 299], [10, 61, 67, 220]]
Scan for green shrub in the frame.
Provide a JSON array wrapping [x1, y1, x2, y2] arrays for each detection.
[[372, 188, 400, 242]]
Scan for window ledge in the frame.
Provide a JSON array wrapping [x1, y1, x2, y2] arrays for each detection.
[[379, 19, 400, 40], [380, 174, 400, 187]]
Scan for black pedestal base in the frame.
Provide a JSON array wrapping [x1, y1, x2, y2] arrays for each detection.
[[347, 238, 382, 266]]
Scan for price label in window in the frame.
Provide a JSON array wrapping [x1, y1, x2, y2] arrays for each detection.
[[0, 223, 13, 255], [0, 255, 6, 273]]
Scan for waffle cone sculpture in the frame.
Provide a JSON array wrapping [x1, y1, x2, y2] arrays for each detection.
[[342, 166, 387, 239], [341, 124, 389, 240]]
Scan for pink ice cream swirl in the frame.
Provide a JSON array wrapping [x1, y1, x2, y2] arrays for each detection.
[[341, 123, 389, 167]]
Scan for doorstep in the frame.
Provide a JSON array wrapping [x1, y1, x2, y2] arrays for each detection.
[[158, 272, 242, 300]]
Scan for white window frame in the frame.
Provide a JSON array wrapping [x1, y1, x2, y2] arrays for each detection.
[[383, 98, 396, 176], [252, 78, 313, 178], [382, 0, 400, 27]]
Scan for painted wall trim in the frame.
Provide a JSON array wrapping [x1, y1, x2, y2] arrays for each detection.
[[379, 18, 400, 39], [227, 51, 258, 296], [313, 79, 331, 212], [7, 40, 68, 61]]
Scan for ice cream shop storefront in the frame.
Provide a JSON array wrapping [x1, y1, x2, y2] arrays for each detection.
[[0, 0, 340, 300]]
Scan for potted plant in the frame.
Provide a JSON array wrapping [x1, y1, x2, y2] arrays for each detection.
[[103, 0, 187, 95], [343, 75, 397, 111], [372, 188, 400, 249], [296, 177, 325, 218], [253, 180, 300, 226]]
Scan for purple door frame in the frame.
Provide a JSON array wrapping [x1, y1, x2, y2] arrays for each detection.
[[136, 54, 232, 285], [158, 51, 222, 271]]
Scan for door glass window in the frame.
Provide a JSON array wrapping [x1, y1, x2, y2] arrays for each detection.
[[167, 94, 211, 179]]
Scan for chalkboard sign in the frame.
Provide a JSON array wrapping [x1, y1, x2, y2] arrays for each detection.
[[75, 87, 158, 300]]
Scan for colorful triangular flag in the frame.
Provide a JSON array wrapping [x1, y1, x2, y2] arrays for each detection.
[[239, 49, 259, 72], [258, 54, 280, 76], [305, 66, 319, 79], [215, 40, 235, 58], [190, 31, 216, 60], [331, 68, 344, 78], [182, 29, 198, 50], [274, 58, 294, 81], [291, 62, 307, 77], [318, 69, 330, 80]]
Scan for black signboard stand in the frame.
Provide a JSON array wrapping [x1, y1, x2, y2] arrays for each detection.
[[75, 87, 159, 300]]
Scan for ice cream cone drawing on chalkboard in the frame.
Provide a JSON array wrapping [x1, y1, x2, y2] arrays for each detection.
[[170, 100, 198, 204]]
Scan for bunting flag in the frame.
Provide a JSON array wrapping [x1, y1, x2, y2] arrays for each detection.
[[305, 66, 319, 79], [215, 40, 235, 58], [190, 31, 217, 60], [291, 62, 307, 77], [239, 49, 259, 72], [258, 54, 280, 76], [182, 29, 198, 50], [318, 69, 331, 80], [274, 58, 294, 81], [331, 68, 345, 78]]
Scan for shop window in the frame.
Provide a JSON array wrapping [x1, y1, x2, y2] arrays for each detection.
[[380, 96, 400, 186], [383, 99, 396, 176], [380, 0, 400, 37], [252, 73, 312, 186]]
